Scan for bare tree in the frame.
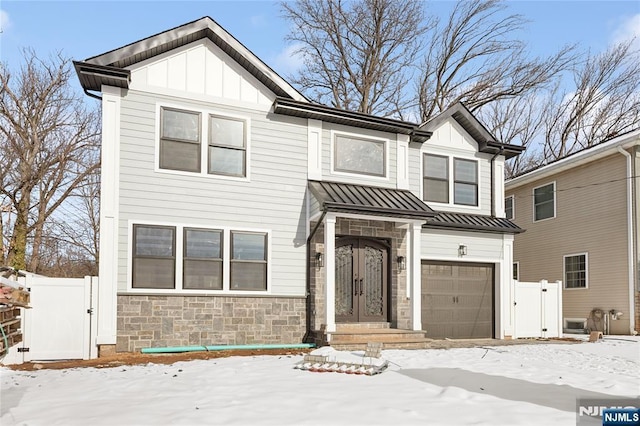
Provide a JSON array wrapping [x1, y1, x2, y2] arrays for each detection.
[[418, 0, 575, 122], [0, 49, 100, 271], [282, 0, 432, 117], [541, 39, 640, 161]]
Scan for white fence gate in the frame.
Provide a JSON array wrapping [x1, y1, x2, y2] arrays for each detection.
[[4, 275, 98, 364], [513, 280, 562, 339]]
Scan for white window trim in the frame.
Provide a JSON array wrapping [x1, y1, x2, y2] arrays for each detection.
[[505, 195, 515, 220], [329, 129, 390, 180], [127, 220, 271, 295], [513, 261, 520, 281], [532, 181, 556, 222], [420, 151, 482, 210], [155, 102, 251, 182], [563, 252, 588, 290]]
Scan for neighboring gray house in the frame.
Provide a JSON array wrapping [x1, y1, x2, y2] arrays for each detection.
[[74, 17, 524, 355]]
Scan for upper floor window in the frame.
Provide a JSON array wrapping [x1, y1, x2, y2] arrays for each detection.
[[423, 154, 449, 203], [453, 158, 478, 206], [160, 108, 201, 173], [564, 253, 587, 289], [534, 182, 555, 221], [209, 115, 246, 177], [158, 106, 248, 179], [334, 134, 385, 177], [505, 195, 514, 220], [423, 154, 478, 206]]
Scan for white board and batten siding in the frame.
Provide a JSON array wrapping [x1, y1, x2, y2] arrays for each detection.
[[409, 118, 495, 216], [112, 40, 310, 297]]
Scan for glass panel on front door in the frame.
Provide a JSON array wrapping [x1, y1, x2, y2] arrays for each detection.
[[335, 238, 388, 323]]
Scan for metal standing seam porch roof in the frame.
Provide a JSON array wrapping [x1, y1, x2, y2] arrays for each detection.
[[308, 180, 437, 220], [309, 180, 524, 234]]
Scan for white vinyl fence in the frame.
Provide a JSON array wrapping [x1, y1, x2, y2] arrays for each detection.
[[513, 280, 562, 339], [3, 275, 98, 364]]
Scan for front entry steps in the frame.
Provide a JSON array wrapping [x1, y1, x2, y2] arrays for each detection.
[[328, 323, 433, 350]]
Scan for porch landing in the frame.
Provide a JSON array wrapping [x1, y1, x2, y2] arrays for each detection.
[[328, 323, 433, 350]]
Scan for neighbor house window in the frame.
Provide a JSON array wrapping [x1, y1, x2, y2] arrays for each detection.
[[534, 182, 555, 221], [505, 196, 514, 220], [132, 225, 176, 289], [334, 134, 385, 176], [230, 231, 268, 291], [513, 262, 519, 280], [453, 158, 478, 206], [159, 108, 201, 173], [564, 253, 587, 289], [423, 154, 449, 203], [208, 115, 246, 177], [183, 228, 223, 290]]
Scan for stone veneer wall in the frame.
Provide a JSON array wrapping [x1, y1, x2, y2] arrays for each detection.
[[117, 295, 306, 352], [635, 292, 640, 333], [309, 217, 410, 341]]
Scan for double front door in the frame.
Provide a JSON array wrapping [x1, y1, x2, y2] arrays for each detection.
[[335, 237, 388, 323]]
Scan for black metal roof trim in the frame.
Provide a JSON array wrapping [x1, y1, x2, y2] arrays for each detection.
[[76, 17, 305, 101], [309, 180, 436, 220], [73, 61, 131, 91], [274, 98, 432, 143], [420, 102, 524, 160], [424, 211, 525, 234]]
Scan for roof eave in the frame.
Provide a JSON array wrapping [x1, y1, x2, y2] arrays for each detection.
[[274, 98, 432, 142], [73, 61, 131, 92], [423, 222, 525, 234]]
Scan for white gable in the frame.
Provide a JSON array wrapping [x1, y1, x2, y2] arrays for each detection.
[[424, 117, 478, 154], [128, 39, 275, 106]]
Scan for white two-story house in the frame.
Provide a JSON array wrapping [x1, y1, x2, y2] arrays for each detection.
[[74, 17, 524, 354]]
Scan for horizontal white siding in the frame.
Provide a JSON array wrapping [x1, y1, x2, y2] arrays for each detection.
[[116, 90, 308, 296], [422, 229, 505, 261]]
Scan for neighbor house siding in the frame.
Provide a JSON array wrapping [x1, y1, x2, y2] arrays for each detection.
[[508, 153, 630, 333], [116, 89, 308, 296]]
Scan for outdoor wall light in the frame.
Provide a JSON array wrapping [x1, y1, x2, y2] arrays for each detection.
[[315, 252, 324, 268], [458, 244, 467, 257], [397, 256, 406, 271]]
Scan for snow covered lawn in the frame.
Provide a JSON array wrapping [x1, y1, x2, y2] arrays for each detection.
[[1, 336, 638, 426]]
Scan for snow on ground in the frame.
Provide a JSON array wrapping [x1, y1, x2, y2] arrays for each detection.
[[1, 336, 638, 426]]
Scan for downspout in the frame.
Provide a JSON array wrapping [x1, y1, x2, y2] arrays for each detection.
[[617, 146, 636, 334], [490, 146, 505, 217], [304, 209, 327, 342]]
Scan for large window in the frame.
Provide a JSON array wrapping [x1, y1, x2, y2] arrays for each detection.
[[131, 224, 268, 292], [158, 106, 248, 178], [505, 195, 514, 220], [423, 154, 478, 206], [564, 253, 587, 289], [160, 108, 201, 173], [183, 228, 222, 290], [454, 158, 478, 206], [132, 225, 176, 289], [534, 182, 555, 221], [231, 232, 268, 291], [334, 134, 385, 177], [208, 115, 246, 177]]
